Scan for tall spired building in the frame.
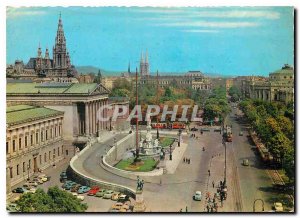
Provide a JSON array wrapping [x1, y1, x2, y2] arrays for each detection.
[[6, 14, 77, 80], [140, 51, 150, 77]]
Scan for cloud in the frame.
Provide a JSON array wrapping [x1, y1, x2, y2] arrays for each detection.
[[7, 7, 47, 18], [182, 29, 220, 33], [190, 10, 280, 20], [156, 21, 260, 28]]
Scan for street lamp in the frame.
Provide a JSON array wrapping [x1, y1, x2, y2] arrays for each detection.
[[109, 117, 112, 131], [169, 144, 172, 160], [178, 129, 182, 147]]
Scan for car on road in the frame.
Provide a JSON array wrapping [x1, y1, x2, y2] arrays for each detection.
[[27, 187, 37, 194], [6, 203, 20, 212], [214, 128, 221, 132], [77, 186, 91, 194], [87, 186, 100, 196], [242, 159, 249, 166], [239, 131, 243, 136], [12, 187, 27, 193], [111, 192, 121, 201], [63, 181, 77, 190], [95, 189, 107, 198], [33, 177, 44, 184], [103, 190, 114, 199], [193, 191, 202, 201], [71, 184, 82, 192], [118, 194, 129, 202], [24, 181, 38, 187], [72, 193, 85, 201], [38, 174, 48, 182], [274, 202, 284, 212], [191, 127, 198, 131], [111, 202, 123, 210], [201, 128, 210, 132]]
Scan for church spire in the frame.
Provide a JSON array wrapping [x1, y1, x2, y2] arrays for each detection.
[[37, 42, 42, 58], [128, 62, 131, 73], [145, 50, 148, 63]]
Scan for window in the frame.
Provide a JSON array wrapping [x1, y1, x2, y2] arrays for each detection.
[[30, 135, 33, 146], [17, 164, 19, 175], [39, 155, 42, 164], [59, 126, 62, 136], [41, 131, 44, 142], [29, 159, 31, 169], [44, 153, 47, 162], [46, 130, 48, 140], [55, 127, 57, 137], [36, 133, 39, 144], [53, 149, 56, 158], [58, 147, 60, 156], [19, 138, 22, 150], [10, 167, 13, 179], [50, 129, 53, 139], [25, 136, 28, 148], [6, 142, 9, 154], [49, 151, 51, 160], [23, 162, 25, 172]]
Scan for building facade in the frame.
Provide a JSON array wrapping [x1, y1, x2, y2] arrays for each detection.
[[242, 64, 294, 104], [6, 105, 64, 192], [6, 14, 78, 80], [6, 83, 110, 153]]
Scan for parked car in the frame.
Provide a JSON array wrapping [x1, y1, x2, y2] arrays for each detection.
[[72, 193, 85, 201], [24, 181, 38, 187], [23, 184, 33, 190], [242, 159, 249, 166], [27, 187, 37, 194], [95, 189, 107, 198], [274, 202, 284, 212], [111, 192, 121, 201], [214, 128, 221, 132], [191, 127, 198, 131], [6, 203, 20, 212], [63, 181, 77, 190], [111, 202, 123, 210], [12, 187, 27, 193], [118, 194, 129, 202], [103, 190, 114, 199], [33, 177, 44, 184], [71, 184, 82, 192], [88, 186, 100, 196], [38, 174, 48, 182], [77, 186, 91, 194], [201, 128, 210, 132], [193, 191, 202, 201]]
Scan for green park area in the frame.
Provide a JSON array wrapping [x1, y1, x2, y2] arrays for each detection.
[[160, 137, 175, 147], [115, 158, 158, 172]]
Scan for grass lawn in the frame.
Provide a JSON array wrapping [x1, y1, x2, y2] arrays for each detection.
[[114, 158, 158, 172], [160, 137, 175, 147]]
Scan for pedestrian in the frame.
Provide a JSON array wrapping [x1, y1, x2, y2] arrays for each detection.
[[212, 181, 215, 188], [220, 180, 223, 187], [185, 206, 188, 212], [206, 205, 210, 212], [208, 170, 211, 176], [189, 159, 191, 164], [183, 157, 186, 163]]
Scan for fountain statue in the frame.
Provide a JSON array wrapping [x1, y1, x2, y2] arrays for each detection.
[[139, 116, 161, 156]]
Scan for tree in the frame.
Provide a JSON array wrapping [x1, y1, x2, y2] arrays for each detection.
[[16, 186, 88, 212]]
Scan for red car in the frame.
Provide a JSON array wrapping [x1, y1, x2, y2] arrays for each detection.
[[87, 186, 100, 196]]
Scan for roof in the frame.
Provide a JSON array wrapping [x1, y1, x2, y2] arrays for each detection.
[[270, 64, 294, 75], [7, 105, 64, 126], [6, 82, 108, 95]]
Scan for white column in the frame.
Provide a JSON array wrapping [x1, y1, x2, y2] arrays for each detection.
[[85, 103, 89, 135]]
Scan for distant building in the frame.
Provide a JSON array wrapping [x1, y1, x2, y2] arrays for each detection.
[[242, 64, 294, 104], [140, 51, 150, 77], [78, 74, 95, 83], [225, 79, 234, 92], [6, 105, 64, 192], [6, 14, 78, 81]]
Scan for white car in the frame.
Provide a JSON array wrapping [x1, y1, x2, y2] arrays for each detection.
[[72, 192, 85, 201], [274, 202, 284, 212], [38, 174, 48, 182], [27, 187, 37, 193], [193, 191, 202, 201]]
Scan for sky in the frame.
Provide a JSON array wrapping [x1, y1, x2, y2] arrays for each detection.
[[6, 6, 294, 76]]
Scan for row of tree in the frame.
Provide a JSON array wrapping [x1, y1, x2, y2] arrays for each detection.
[[15, 186, 88, 212], [203, 87, 231, 122], [239, 99, 294, 181]]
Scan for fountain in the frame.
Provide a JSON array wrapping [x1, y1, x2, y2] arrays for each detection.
[[139, 117, 161, 156]]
